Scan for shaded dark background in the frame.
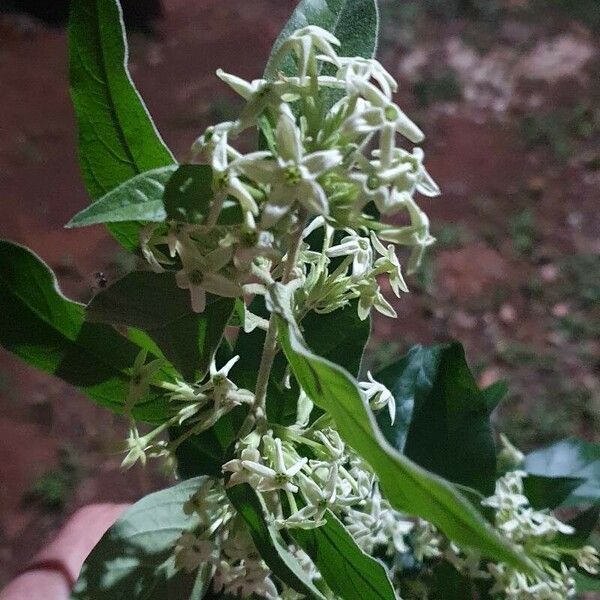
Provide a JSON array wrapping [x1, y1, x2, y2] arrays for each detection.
[[0, 0, 599, 587]]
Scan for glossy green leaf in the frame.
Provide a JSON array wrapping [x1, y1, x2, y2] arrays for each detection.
[[523, 438, 600, 506], [66, 166, 176, 228], [163, 164, 214, 224], [227, 484, 327, 600], [87, 271, 235, 382], [292, 509, 398, 600], [72, 478, 207, 599], [265, 0, 379, 80], [376, 343, 497, 495], [302, 301, 370, 377], [0, 240, 170, 422], [173, 405, 249, 480], [522, 474, 585, 510], [69, 0, 176, 249], [276, 314, 537, 574]]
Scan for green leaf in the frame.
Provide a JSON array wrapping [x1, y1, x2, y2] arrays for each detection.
[[276, 315, 538, 574], [87, 271, 235, 382], [556, 504, 600, 549], [429, 561, 476, 600], [173, 405, 249, 479], [292, 509, 398, 600], [481, 379, 508, 414], [265, 0, 379, 80], [69, 0, 176, 249], [522, 474, 585, 510], [66, 166, 176, 228], [523, 438, 600, 506], [226, 484, 327, 600], [72, 478, 207, 599], [163, 164, 214, 224], [574, 572, 600, 592], [376, 343, 497, 495], [0, 240, 170, 422], [302, 301, 370, 377]]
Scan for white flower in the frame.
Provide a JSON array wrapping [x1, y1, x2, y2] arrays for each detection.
[[334, 56, 398, 99], [121, 423, 167, 470], [277, 464, 338, 530], [271, 25, 341, 80], [175, 533, 217, 572], [175, 241, 242, 313], [223, 448, 263, 487], [199, 355, 254, 408], [382, 197, 436, 274], [350, 78, 425, 143], [242, 438, 307, 493], [238, 112, 341, 227], [211, 133, 261, 217], [216, 70, 301, 130], [374, 145, 440, 199], [191, 120, 238, 159], [355, 278, 397, 320], [370, 232, 409, 296], [139, 224, 167, 272], [326, 233, 373, 278], [359, 371, 396, 424], [575, 545, 599, 575]]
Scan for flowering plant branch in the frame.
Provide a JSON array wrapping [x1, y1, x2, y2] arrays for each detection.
[[0, 0, 598, 599]]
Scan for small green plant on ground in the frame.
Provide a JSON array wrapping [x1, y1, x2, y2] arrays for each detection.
[[0, 1, 598, 598]]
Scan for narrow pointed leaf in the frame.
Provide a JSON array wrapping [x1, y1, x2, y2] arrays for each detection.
[[87, 271, 235, 381], [0, 240, 171, 421], [227, 484, 327, 600], [275, 313, 538, 574], [66, 166, 176, 228], [69, 0, 176, 249], [291, 509, 398, 600]]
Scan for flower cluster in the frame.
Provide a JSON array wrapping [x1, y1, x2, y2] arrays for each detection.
[[122, 355, 254, 469], [444, 470, 600, 599], [174, 480, 281, 599], [117, 24, 599, 600], [140, 24, 439, 322]]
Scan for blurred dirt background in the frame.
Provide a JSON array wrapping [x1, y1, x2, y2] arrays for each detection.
[[0, 0, 598, 586]]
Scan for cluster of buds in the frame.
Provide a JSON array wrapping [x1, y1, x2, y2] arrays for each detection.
[[140, 25, 439, 322]]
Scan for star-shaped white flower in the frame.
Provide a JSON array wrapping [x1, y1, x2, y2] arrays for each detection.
[[359, 371, 396, 424], [237, 112, 341, 227], [270, 25, 340, 80], [175, 533, 217, 573], [277, 464, 338, 530], [326, 233, 373, 279], [370, 232, 409, 296], [175, 242, 242, 313], [242, 438, 307, 493]]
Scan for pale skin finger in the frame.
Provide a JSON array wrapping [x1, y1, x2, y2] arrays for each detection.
[[0, 503, 129, 600]]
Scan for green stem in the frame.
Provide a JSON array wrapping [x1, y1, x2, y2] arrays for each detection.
[[252, 210, 309, 431]]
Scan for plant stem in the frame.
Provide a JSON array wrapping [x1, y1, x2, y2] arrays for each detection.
[[252, 210, 308, 430]]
